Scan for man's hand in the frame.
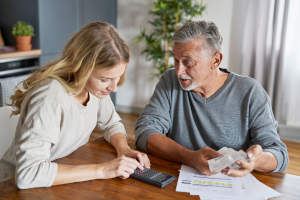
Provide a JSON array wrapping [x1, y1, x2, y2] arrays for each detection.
[[221, 144, 263, 177], [190, 146, 222, 175]]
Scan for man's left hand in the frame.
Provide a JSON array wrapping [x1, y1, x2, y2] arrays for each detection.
[[220, 145, 263, 177]]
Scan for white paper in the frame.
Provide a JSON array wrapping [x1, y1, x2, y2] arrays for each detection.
[[180, 164, 200, 173], [199, 196, 264, 200], [176, 164, 281, 200], [208, 147, 250, 172], [190, 172, 243, 197], [228, 150, 250, 170], [199, 174, 281, 200], [179, 165, 243, 197], [198, 175, 264, 200], [175, 170, 193, 193], [199, 196, 263, 200], [208, 155, 233, 172], [176, 164, 200, 193], [248, 173, 281, 199]]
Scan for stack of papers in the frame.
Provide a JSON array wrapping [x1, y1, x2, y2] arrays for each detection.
[[208, 147, 250, 172], [176, 164, 281, 200]]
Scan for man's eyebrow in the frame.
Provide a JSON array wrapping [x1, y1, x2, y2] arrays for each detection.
[[172, 54, 193, 59], [182, 55, 193, 59]]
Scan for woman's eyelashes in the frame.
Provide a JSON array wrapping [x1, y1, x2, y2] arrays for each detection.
[[100, 79, 109, 82]]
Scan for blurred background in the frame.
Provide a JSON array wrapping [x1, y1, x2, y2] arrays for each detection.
[[117, 0, 300, 144], [0, 0, 299, 174]]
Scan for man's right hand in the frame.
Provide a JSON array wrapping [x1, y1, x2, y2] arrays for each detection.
[[147, 134, 222, 175], [189, 146, 222, 175]]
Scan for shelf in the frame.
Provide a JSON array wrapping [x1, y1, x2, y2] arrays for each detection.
[[0, 49, 42, 60], [0, 66, 39, 77]]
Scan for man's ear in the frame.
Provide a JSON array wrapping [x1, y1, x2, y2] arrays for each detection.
[[211, 52, 223, 69]]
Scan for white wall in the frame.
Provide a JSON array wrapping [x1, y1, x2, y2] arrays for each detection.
[[116, 0, 158, 113], [197, 0, 234, 71], [116, 0, 240, 113], [228, 0, 248, 74]]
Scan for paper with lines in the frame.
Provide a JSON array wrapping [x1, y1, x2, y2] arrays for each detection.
[[176, 164, 242, 197], [176, 164, 281, 199]]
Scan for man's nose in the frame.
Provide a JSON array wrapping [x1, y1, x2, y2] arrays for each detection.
[[175, 62, 186, 75]]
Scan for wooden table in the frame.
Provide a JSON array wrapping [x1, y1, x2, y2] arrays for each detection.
[[0, 137, 299, 200]]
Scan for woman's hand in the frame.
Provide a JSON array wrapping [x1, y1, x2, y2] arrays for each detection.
[[97, 155, 144, 179], [117, 146, 151, 169], [110, 133, 151, 169]]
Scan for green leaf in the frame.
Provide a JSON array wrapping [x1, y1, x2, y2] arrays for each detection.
[[134, 0, 207, 79], [11, 21, 35, 36]]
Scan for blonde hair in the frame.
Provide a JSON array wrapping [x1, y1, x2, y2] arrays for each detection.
[[7, 21, 130, 116]]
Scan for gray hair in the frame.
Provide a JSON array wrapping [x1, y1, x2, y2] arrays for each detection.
[[171, 21, 223, 57]]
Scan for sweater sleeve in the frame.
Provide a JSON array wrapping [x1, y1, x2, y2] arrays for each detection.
[[15, 84, 61, 189], [248, 82, 289, 173], [97, 95, 127, 143], [135, 72, 172, 152]]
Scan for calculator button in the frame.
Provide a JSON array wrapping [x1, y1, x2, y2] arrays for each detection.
[[133, 168, 161, 179]]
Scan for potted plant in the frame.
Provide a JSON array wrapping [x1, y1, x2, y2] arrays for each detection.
[[12, 21, 35, 51], [134, 0, 206, 78]]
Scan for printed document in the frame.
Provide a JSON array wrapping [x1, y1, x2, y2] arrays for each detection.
[[176, 164, 281, 199]]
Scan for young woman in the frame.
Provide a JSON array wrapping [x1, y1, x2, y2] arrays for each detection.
[[0, 22, 150, 189]]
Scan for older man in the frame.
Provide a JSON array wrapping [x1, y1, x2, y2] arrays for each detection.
[[135, 21, 288, 177]]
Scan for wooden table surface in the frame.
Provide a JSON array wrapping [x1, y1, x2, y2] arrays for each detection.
[[0, 137, 299, 200]]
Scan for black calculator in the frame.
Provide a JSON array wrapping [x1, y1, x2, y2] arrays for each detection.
[[130, 168, 176, 188]]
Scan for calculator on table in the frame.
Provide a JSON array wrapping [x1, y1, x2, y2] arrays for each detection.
[[130, 168, 176, 188]]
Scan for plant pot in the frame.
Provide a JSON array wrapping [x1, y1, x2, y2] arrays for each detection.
[[15, 36, 32, 51]]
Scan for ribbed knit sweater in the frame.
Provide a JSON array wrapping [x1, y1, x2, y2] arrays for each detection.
[[135, 68, 288, 173], [0, 78, 126, 188]]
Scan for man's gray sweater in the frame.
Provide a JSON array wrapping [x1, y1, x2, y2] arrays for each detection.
[[135, 68, 288, 173]]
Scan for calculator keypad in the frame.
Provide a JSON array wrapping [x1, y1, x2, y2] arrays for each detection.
[[133, 168, 162, 180]]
